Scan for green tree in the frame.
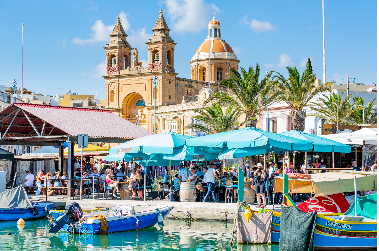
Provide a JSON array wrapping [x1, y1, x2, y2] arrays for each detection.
[[274, 58, 332, 131], [309, 91, 359, 125], [187, 102, 244, 134], [206, 64, 278, 127], [350, 97, 377, 124]]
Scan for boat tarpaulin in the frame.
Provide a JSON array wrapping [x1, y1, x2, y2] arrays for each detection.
[[344, 194, 377, 220], [274, 172, 377, 197], [297, 193, 350, 213], [0, 186, 33, 210], [279, 206, 317, 251]]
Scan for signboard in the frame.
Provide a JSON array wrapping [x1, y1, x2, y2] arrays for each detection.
[[193, 154, 204, 160], [78, 134, 88, 148], [132, 157, 143, 161], [223, 155, 230, 159], [117, 148, 133, 154]]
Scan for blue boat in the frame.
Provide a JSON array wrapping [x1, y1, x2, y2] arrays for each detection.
[[0, 186, 54, 221], [49, 203, 174, 234]]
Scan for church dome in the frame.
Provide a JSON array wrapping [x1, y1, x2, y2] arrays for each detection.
[[191, 17, 238, 61]]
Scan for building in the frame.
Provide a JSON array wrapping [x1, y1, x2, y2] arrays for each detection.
[[103, 10, 239, 134], [58, 94, 104, 108]]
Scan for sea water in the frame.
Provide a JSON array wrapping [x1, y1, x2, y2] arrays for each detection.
[[0, 219, 278, 250]]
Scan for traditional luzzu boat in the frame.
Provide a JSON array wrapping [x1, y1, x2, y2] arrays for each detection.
[[0, 186, 54, 221], [49, 203, 174, 234], [254, 172, 377, 250]]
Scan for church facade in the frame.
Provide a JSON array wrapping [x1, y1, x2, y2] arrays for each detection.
[[103, 10, 239, 136]]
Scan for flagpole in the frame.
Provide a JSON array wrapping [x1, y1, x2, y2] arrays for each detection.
[[322, 0, 326, 84], [21, 23, 24, 99]]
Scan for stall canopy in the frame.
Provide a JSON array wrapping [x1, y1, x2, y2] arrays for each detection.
[[0, 148, 14, 160], [274, 172, 377, 197], [25, 146, 59, 157], [280, 130, 351, 153], [321, 128, 377, 146]]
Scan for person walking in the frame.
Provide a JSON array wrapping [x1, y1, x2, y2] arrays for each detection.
[[203, 165, 218, 202], [254, 163, 266, 208], [35, 170, 43, 195]]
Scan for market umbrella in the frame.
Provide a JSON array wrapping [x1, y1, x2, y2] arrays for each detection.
[[163, 145, 218, 161], [281, 130, 351, 153], [186, 127, 313, 153], [218, 147, 268, 160]]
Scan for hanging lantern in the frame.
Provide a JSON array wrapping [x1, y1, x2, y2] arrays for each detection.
[[154, 54, 159, 61]]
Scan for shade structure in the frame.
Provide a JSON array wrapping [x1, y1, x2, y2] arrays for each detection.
[[218, 147, 268, 160], [105, 153, 124, 162], [109, 132, 193, 155], [281, 130, 351, 153], [26, 146, 59, 157], [321, 128, 377, 146], [139, 159, 182, 167], [0, 148, 14, 160], [163, 145, 218, 161], [186, 127, 313, 153]]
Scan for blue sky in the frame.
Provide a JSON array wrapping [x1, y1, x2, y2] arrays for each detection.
[[0, 0, 376, 100]]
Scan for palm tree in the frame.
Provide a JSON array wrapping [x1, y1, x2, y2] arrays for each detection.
[[187, 102, 244, 134], [308, 91, 358, 126], [349, 97, 377, 124], [274, 58, 332, 131], [206, 64, 279, 127]]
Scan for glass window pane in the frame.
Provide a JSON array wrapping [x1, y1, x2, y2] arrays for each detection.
[[214, 28, 217, 37]]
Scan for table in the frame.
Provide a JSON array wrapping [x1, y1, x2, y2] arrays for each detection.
[[305, 168, 354, 174]]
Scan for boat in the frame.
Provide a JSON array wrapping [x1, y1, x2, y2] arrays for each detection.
[[244, 172, 377, 250], [0, 186, 54, 221], [49, 203, 174, 234]]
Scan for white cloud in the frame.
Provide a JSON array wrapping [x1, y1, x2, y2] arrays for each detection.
[[72, 11, 131, 45], [164, 0, 220, 34], [333, 74, 345, 84], [232, 46, 242, 55], [92, 60, 106, 78], [140, 59, 148, 68], [128, 28, 151, 48], [240, 15, 276, 33], [61, 37, 67, 48], [298, 57, 313, 67], [87, 0, 98, 11]]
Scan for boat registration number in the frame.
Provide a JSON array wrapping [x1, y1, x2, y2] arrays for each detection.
[[325, 220, 352, 230]]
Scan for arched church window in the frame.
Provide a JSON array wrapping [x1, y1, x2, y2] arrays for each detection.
[[124, 55, 128, 69], [217, 68, 223, 81], [110, 90, 115, 102], [202, 68, 206, 82], [136, 100, 145, 106], [112, 58, 117, 66], [214, 28, 218, 37]]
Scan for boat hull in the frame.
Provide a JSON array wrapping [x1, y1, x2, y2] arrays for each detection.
[[0, 203, 54, 221], [51, 205, 174, 234], [269, 210, 377, 250]]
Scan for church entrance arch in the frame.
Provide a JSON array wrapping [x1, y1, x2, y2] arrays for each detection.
[[122, 93, 146, 124]]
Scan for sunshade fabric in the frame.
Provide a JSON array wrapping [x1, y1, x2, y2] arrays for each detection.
[[344, 194, 377, 220], [322, 128, 377, 146], [274, 172, 377, 197], [281, 130, 351, 153], [109, 132, 193, 155], [163, 145, 218, 161], [104, 153, 124, 162], [218, 147, 268, 160], [0, 186, 33, 210], [64, 144, 108, 153], [26, 146, 59, 156], [186, 127, 313, 152]]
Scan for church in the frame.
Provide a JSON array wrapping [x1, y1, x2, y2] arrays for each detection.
[[103, 9, 239, 136]]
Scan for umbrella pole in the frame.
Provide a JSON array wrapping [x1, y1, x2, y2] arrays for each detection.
[[169, 160, 171, 201]]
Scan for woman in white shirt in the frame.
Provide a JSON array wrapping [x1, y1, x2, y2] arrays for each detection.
[[188, 168, 198, 183]]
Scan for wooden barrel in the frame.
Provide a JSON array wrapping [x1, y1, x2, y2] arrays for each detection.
[[120, 182, 131, 200], [244, 181, 255, 204], [179, 182, 196, 202]]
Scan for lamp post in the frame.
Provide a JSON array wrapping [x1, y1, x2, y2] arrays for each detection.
[[12, 79, 17, 103], [153, 76, 157, 134]]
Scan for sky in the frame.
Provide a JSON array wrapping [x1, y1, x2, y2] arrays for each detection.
[[0, 0, 376, 100]]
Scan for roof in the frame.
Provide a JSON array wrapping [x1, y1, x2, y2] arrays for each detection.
[[153, 9, 170, 31], [0, 104, 152, 142], [110, 16, 126, 36], [0, 148, 14, 160], [209, 18, 220, 26], [196, 39, 234, 53]]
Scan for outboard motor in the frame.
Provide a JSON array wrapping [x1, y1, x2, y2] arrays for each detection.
[[49, 202, 83, 233]]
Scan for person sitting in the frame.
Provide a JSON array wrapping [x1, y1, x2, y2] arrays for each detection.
[[106, 170, 120, 198], [314, 158, 321, 168], [130, 169, 143, 198], [172, 174, 181, 201], [53, 171, 62, 195], [188, 168, 198, 183], [371, 160, 377, 172], [24, 171, 34, 192], [352, 161, 361, 171]]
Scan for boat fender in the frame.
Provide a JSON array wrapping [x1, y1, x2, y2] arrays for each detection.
[[31, 207, 39, 216], [157, 209, 164, 228], [17, 218, 25, 225], [45, 205, 50, 213]]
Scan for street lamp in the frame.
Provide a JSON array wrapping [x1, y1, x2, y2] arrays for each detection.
[[12, 79, 17, 103], [153, 76, 158, 134]]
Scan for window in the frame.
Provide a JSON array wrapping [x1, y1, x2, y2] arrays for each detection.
[[214, 28, 217, 37], [169, 80, 171, 84], [136, 100, 145, 106], [271, 120, 277, 133], [209, 29, 212, 37], [110, 90, 115, 102], [218, 29, 221, 37], [167, 120, 177, 132], [169, 95, 171, 100], [217, 68, 223, 81], [202, 68, 206, 81]]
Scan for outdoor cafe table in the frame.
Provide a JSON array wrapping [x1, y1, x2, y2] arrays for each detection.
[[305, 168, 353, 174]]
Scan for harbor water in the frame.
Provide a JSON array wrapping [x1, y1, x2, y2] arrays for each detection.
[[0, 218, 278, 251]]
